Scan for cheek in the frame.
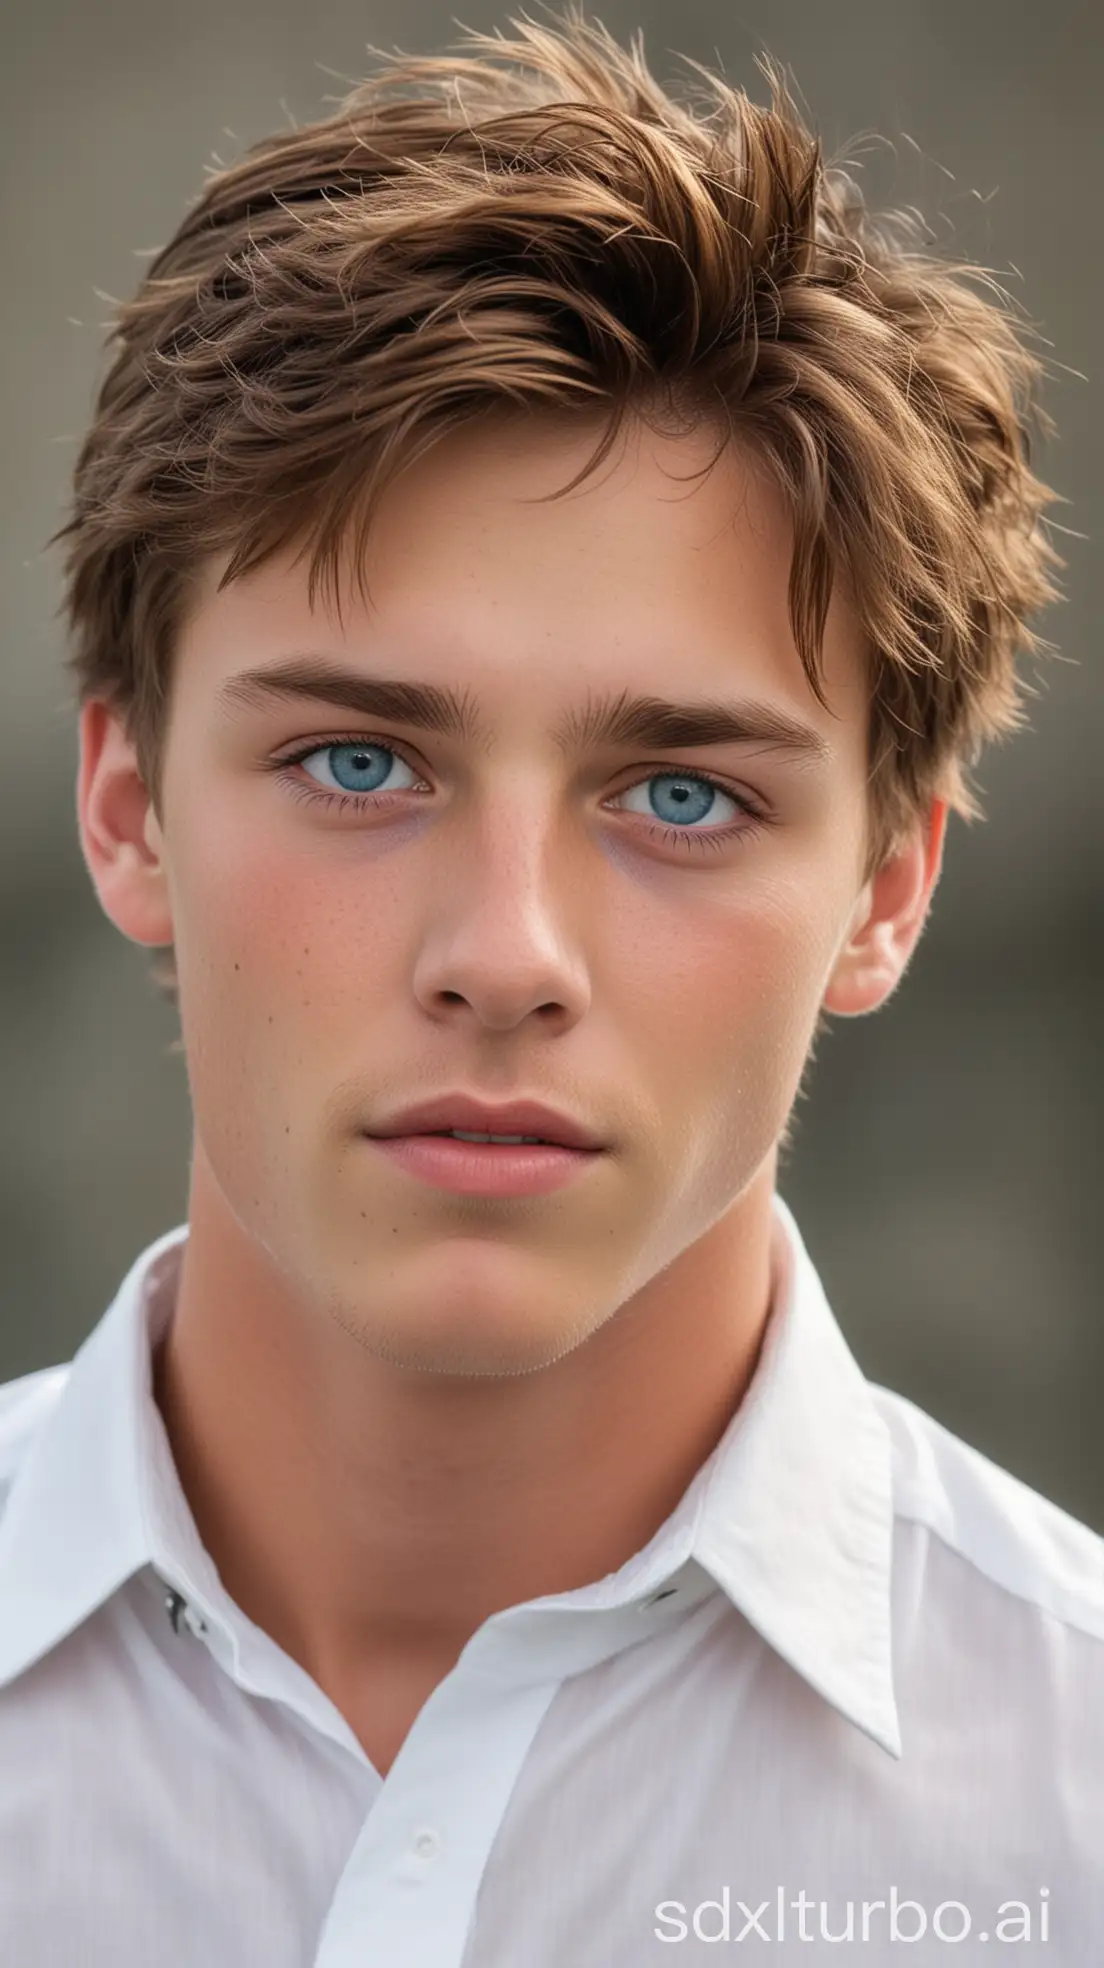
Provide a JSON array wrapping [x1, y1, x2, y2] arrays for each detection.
[[169, 809, 392, 1097], [174, 790, 401, 1001], [646, 880, 842, 1160], [644, 872, 837, 1044]]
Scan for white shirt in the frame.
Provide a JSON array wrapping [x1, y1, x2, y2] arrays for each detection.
[[0, 1193, 1101, 1965]]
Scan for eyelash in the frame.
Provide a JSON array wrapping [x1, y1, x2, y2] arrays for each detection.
[[263, 733, 769, 857]]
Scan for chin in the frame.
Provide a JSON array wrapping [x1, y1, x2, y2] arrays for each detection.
[[357, 1310, 588, 1380]]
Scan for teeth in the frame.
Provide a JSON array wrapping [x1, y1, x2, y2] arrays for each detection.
[[446, 1130, 548, 1145]]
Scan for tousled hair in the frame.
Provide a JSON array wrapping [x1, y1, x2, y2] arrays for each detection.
[[53, 4, 1066, 1008]]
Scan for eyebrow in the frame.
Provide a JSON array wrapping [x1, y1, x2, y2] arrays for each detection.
[[216, 655, 832, 764]]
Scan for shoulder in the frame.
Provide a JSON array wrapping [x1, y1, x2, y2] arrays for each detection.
[[0, 1366, 71, 1519], [872, 1381, 1104, 1646]]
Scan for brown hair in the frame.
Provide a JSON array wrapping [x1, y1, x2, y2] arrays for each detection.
[[53, 4, 1066, 1008]]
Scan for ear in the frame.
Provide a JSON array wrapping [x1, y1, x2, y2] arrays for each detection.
[[76, 700, 175, 950], [822, 798, 949, 1018]]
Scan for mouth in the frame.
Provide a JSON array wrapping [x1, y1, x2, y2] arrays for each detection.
[[362, 1129, 603, 1197], [418, 1128, 561, 1145]]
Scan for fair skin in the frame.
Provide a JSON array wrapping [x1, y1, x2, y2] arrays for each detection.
[[78, 414, 946, 1776]]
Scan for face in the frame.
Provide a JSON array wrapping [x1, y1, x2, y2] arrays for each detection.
[[79, 415, 944, 1377]]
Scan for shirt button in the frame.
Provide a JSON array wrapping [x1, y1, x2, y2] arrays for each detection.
[[411, 1829, 441, 1862]]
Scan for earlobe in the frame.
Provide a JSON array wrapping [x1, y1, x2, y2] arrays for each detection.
[[77, 701, 175, 951], [821, 798, 948, 1020]]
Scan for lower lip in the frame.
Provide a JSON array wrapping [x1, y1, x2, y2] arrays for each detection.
[[364, 1133, 602, 1196]]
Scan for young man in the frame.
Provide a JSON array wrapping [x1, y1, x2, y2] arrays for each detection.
[[1, 8, 1099, 1961]]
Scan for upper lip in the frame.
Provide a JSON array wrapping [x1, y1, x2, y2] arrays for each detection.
[[366, 1094, 604, 1150]]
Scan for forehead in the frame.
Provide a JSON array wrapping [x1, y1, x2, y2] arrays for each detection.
[[181, 415, 869, 758]]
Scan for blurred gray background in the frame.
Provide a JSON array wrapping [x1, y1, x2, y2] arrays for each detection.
[[2, 0, 1100, 1521]]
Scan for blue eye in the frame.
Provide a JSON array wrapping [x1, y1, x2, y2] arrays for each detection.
[[615, 771, 739, 831], [268, 736, 766, 854], [298, 740, 418, 798]]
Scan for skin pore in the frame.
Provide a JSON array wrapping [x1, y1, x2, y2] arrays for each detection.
[[78, 413, 946, 1775]]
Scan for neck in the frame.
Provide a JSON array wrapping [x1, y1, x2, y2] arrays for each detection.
[[153, 1151, 778, 1706]]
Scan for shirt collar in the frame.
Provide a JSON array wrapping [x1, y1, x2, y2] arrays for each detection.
[[0, 1194, 899, 1757], [693, 1192, 900, 1757]]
